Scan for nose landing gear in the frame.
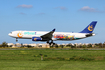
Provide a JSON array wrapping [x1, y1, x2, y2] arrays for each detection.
[[16, 38, 18, 42]]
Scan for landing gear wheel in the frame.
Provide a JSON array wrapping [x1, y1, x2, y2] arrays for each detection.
[[16, 40, 18, 42], [53, 43, 55, 45], [50, 40, 55, 45], [47, 41, 49, 44], [46, 40, 55, 45], [49, 43, 52, 45]]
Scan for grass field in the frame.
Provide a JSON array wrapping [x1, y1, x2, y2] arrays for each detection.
[[0, 48, 105, 70]]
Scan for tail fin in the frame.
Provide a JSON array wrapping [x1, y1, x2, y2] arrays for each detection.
[[80, 21, 97, 33]]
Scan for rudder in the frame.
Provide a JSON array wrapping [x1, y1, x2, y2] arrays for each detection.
[[80, 21, 97, 33]]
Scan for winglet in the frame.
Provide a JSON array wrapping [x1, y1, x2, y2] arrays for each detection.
[[52, 29, 56, 32]]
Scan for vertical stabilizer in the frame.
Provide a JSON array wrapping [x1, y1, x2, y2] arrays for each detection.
[[80, 21, 97, 33]]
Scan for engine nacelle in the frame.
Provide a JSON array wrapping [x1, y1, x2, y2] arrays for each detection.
[[32, 37, 42, 41]]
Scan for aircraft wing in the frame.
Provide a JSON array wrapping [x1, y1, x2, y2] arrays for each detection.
[[41, 29, 55, 40]]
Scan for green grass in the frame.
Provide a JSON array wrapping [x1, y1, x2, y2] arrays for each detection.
[[0, 48, 105, 70]]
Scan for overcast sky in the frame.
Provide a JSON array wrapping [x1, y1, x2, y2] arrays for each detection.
[[0, 0, 105, 44]]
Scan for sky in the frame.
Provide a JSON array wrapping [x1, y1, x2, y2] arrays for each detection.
[[0, 0, 105, 44]]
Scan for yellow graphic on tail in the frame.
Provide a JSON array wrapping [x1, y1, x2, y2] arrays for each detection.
[[88, 25, 93, 31]]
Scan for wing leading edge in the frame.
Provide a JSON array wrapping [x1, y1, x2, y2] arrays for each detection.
[[41, 29, 55, 40]]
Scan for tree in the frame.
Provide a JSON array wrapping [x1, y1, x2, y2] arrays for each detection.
[[82, 45, 87, 48], [87, 44, 92, 48], [60, 45, 64, 48], [27, 45, 32, 48], [52, 44, 58, 48], [98, 43, 103, 48], [103, 42, 105, 48], [0, 44, 2, 47], [1, 42, 7, 47]]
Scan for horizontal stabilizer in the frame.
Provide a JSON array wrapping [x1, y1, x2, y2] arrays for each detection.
[[85, 33, 95, 37]]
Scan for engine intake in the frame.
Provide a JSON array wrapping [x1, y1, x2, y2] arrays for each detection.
[[32, 37, 42, 41]]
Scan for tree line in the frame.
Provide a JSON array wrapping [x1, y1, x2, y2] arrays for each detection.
[[1, 42, 105, 48]]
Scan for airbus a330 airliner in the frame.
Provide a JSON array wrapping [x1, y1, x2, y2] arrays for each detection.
[[8, 21, 97, 45]]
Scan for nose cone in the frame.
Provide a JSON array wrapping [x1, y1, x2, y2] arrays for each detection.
[[8, 33, 12, 36]]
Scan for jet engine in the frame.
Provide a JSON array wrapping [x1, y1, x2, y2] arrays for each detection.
[[32, 37, 42, 41]]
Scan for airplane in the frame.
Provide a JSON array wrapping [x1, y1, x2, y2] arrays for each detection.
[[8, 21, 97, 45]]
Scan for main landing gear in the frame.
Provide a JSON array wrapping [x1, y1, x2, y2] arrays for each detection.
[[47, 40, 55, 45]]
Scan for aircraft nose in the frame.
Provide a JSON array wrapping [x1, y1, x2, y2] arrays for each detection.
[[8, 33, 12, 36]]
